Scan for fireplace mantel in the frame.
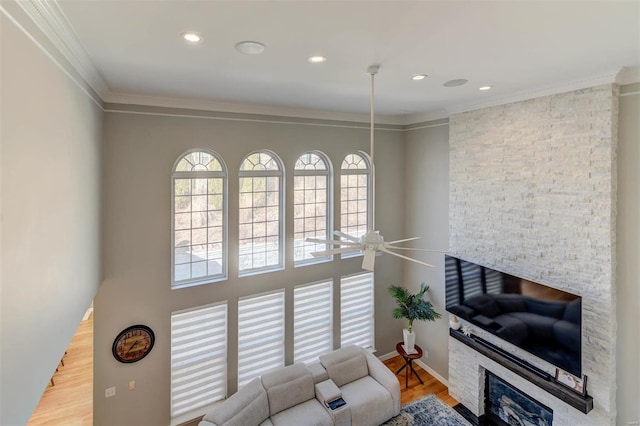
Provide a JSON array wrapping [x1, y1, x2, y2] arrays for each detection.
[[450, 329, 593, 414]]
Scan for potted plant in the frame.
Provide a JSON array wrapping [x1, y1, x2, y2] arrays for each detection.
[[388, 283, 441, 353]]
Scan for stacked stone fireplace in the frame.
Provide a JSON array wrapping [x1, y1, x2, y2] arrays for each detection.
[[448, 84, 618, 425]]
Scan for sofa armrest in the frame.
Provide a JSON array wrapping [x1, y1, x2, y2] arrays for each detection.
[[201, 377, 269, 426], [361, 349, 401, 415], [315, 379, 342, 406], [316, 380, 350, 426]]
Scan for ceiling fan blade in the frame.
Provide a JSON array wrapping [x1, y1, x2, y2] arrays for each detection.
[[386, 237, 422, 245], [311, 247, 361, 257], [333, 231, 361, 242], [383, 243, 446, 253], [379, 246, 435, 268], [362, 249, 376, 271], [305, 238, 359, 246]]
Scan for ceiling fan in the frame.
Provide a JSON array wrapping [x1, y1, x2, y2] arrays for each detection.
[[306, 65, 441, 271]]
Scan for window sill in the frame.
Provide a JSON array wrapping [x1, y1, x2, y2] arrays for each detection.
[[170, 400, 223, 426], [171, 276, 227, 290], [238, 265, 285, 278]]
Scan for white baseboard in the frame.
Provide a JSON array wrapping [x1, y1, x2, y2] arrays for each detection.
[[377, 351, 398, 362], [377, 350, 449, 387], [415, 359, 449, 388]]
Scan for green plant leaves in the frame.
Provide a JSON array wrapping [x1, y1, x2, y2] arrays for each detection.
[[388, 283, 441, 332]]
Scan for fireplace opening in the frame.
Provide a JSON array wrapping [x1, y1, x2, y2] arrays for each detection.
[[485, 371, 553, 426]]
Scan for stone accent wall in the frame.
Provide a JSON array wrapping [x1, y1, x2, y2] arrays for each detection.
[[448, 84, 618, 425]]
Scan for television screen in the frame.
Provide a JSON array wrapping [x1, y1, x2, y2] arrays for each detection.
[[445, 255, 582, 377]]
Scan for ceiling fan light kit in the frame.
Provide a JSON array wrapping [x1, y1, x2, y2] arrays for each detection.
[[307, 65, 441, 271]]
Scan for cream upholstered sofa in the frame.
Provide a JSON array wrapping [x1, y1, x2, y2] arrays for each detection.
[[198, 345, 401, 426]]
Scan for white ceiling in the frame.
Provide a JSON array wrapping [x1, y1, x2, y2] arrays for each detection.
[[56, 0, 639, 121]]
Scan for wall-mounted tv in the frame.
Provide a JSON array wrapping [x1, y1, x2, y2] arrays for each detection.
[[445, 255, 582, 377]]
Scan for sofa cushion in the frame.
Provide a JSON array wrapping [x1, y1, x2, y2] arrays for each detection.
[[269, 399, 333, 426], [307, 361, 329, 383], [202, 377, 269, 426], [261, 363, 315, 416], [340, 375, 396, 426], [464, 295, 501, 318], [319, 345, 368, 388]]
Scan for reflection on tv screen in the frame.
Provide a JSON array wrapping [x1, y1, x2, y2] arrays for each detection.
[[445, 255, 582, 377]]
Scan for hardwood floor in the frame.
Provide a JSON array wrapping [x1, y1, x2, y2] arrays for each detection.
[[383, 355, 458, 407], [28, 314, 93, 426]]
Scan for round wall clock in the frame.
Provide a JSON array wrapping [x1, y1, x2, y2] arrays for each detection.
[[112, 325, 155, 363]]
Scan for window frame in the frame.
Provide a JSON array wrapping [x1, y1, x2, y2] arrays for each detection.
[[293, 151, 333, 266], [171, 149, 228, 289], [238, 150, 285, 276], [340, 151, 371, 258]]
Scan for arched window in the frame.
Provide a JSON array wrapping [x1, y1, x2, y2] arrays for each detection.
[[238, 151, 284, 275], [172, 150, 227, 288], [294, 151, 332, 265], [340, 152, 370, 243]]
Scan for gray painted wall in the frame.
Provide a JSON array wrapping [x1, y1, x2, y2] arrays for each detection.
[[402, 121, 450, 378], [0, 13, 103, 425], [96, 108, 406, 425], [616, 83, 639, 426]]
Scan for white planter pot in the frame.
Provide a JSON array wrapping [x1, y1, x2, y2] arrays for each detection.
[[403, 328, 416, 353]]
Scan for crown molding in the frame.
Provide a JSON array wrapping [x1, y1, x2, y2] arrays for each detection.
[[17, 0, 109, 98], [447, 69, 622, 116], [616, 66, 640, 85], [10, 1, 633, 126], [395, 109, 449, 126], [104, 91, 405, 126]]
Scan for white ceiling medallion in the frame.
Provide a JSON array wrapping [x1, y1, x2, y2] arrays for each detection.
[[306, 65, 442, 271], [235, 41, 266, 55], [443, 79, 468, 87]]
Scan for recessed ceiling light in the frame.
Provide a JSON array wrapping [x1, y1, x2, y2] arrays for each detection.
[[235, 41, 266, 55], [180, 32, 202, 43], [443, 79, 468, 87], [412, 74, 428, 81], [308, 56, 327, 64], [479, 85, 493, 91]]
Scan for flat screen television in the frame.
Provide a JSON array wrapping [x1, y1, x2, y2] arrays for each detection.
[[445, 255, 582, 377]]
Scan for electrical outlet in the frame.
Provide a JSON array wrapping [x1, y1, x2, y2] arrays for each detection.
[[128, 381, 135, 390], [105, 387, 116, 398]]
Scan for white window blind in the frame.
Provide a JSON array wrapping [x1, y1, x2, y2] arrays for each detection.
[[238, 290, 285, 388], [294, 280, 333, 364], [171, 302, 227, 419], [340, 272, 374, 349]]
